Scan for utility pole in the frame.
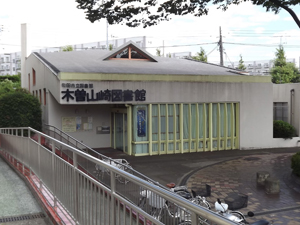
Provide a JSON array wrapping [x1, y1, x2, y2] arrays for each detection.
[[219, 26, 224, 66], [106, 20, 109, 50]]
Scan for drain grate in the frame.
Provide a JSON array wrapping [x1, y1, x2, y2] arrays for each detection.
[[0, 212, 46, 223]]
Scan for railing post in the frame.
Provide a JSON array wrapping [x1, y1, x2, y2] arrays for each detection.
[[110, 171, 116, 225], [73, 151, 79, 223], [38, 133, 42, 190], [191, 211, 197, 225], [28, 128, 31, 177], [21, 128, 24, 174], [51, 140, 57, 209]]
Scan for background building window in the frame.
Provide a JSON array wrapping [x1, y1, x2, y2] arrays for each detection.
[[39, 89, 42, 103], [44, 89, 46, 105], [273, 102, 288, 122], [32, 68, 36, 86]]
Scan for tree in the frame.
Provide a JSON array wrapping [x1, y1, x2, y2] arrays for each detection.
[[156, 48, 162, 57], [238, 55, 246, 70], [0, 75, 21, 97], [76, 0, 300, 29], [0, 74, 20, 83], [61, 45, 73, 52], [0, 89, 42, 131], [191, 48, 207, 62], [109, 44, 114, 51], [270, 46, 300, 83], [0, 79, 18, 97]]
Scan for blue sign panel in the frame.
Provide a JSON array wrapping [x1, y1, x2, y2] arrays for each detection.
[[137, 109, 146, 137]]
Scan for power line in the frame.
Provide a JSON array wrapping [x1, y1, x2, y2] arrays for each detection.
[[224, 42, 300, 48], [206, 45, 218, 56], [224, 51, 233, 67], [146, 42, 218, 48]]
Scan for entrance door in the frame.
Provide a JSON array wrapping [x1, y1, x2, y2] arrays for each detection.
[[114, 113, 127, 152]]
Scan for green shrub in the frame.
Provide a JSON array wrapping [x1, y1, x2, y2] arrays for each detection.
[[273, 120, 297, 139], [291, 152, 300, 177], [0, 90, 42, 131], [0, 74, 20, 83]]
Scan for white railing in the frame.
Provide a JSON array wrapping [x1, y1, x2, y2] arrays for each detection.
[[0, 127, 237, 225], [43, 124, 168, 189]]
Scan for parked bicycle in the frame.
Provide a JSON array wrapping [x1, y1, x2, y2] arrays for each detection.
[[215, 198, 271, 225], [168, 184, 271, 225], [138, 183, 211, 225], [94, 158, 133, 184], [215, 198, 248, 224]]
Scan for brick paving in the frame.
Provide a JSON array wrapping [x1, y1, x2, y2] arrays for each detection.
[[97, 147, 300, 224], [186, 153, 300, 224]]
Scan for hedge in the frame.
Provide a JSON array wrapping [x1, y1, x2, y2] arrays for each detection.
[[0, 89, 42, 131], [273, 120, 296, 139]]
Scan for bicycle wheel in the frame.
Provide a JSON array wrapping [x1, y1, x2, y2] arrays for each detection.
[[150, 207, 162, 221], [192, 197, 211, 209], [193, 198, 210, 224], [230, 211, 246, 223], [199, 200, 211, 209], [116, 165, 133, 184], [138, 196, 147, 210]]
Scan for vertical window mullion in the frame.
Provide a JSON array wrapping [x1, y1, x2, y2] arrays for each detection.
[[149, 104, 152, 155], [189, 104, 192, 152], [127, 106, 132, 155], [180, 104, 184, 153], [166, 104, 169, 152], [196, 103, 199, 152], [225, 103, 229, 149], [217, 103, 221, 150], [173, 104, 176, 153], [235, 103, 240, 149], [203, 103, 207, 151], [208, 103, 213, 151], [231, 103, 235, 149], [158, 104, 161, 154]]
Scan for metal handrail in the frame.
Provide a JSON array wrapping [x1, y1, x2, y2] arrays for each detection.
[[43, 124, 166, 189], [0, 127, 237, 225]]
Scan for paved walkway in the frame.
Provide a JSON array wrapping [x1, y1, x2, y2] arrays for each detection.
[[186, 153, 300, 224], [97, 147, 300, 225], [0, 156, 51, 225]]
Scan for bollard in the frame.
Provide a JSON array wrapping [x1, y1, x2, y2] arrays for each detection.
[[256, 171, 270, 186], [265, 177, 280, 194]]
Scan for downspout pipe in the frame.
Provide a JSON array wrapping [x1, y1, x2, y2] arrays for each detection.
[[290, 89, 295, 125]]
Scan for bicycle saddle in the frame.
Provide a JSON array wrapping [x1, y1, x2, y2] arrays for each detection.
[[176, 190, 192, 199]]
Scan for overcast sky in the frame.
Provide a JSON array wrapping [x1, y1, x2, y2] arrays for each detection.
[[0, 0, 299, 66]]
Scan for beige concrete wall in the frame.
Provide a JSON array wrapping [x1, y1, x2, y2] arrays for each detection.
[[48, 93, 111, 148], [56, 80, 274, 150], [26, 53, 275, 150]]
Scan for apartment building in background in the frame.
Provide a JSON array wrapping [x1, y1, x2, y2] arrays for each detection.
[[0, 36, 148, 76], [1, 35, 298, 76], [228, 58, 298, 75]]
